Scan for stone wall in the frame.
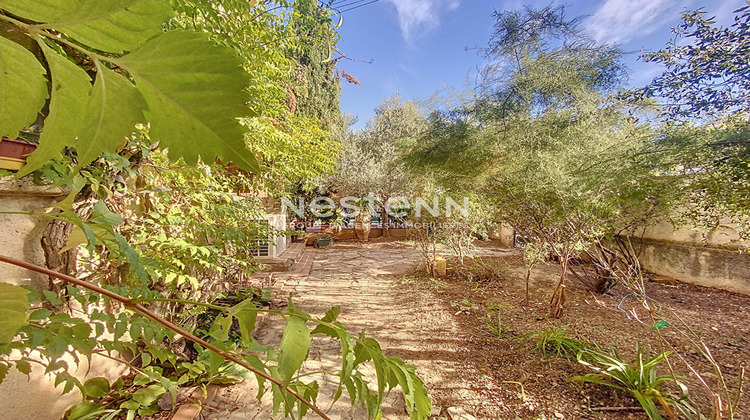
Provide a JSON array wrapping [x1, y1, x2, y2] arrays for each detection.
[[630, 237, 750, 294]]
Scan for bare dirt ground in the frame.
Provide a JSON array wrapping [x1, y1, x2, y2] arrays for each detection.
[[203, 239, 749, 419]]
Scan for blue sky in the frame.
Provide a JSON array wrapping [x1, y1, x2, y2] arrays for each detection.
[[334, 0, 747, 128]]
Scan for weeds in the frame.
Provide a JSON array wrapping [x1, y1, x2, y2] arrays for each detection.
[[450, 298, 474, 314], [572, 344, 697, 420], [519, 326, 594, 361], [485, 311, 509, 338], [452, 257, 506, 283]]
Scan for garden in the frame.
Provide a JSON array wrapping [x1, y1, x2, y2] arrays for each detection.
[[0, 1, 748, 419]]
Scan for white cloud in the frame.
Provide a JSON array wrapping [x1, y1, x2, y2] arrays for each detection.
[[398, 63, 419, 77], [585, 0, 692, 44], [384, 0, 459, 45]]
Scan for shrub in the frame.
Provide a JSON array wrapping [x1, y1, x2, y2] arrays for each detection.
[[572, 344, 697, 419]]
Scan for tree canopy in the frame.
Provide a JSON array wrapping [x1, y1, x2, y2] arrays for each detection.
[[407, 5, 669, 316], [477, 4, 627, 120], [326, 96, 426, 231]]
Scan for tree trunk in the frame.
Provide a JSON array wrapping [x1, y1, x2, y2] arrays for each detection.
[[381, 206, 390, 238], [524, 260, 536, 305], [41, 220, 75, 292], [41, 193, 97, 292], [549, 256, 568, 318]]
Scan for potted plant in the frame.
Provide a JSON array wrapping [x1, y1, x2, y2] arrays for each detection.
[[328, 208, 346, 235], [314, 236, 332, 248], [316, 208, 345, 235], [0, 137, 37, 171], [355, 211, 372, 241]]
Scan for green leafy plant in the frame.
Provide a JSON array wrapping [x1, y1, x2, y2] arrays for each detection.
[[0, 2, 432, 418], [0, 1, 257, 176], [572, 345, 697, 419], [635, 5, 750, 120], [484, 308, 510, 339], [0, 255, 433, 420]]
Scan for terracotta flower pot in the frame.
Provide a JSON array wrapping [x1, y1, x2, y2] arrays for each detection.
[[354, 212, 372, 241], [0, 138, 37, 171]]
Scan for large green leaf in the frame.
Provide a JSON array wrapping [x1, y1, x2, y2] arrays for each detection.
[[131, 383, 165, 406], [67, 402, 105, 420], [53, 0, 173, 53], [311, 306, 354, 404], [73, 62, 146, 168], [0, 282, 30, 345], [0, 0, 172, 53], [229, 299, 259, 348], [17, 44, 92, 177], [277, 314, 310, 384], [0, 36, 48, 138], [117, 30, 258, 172], [384, 356, 431, 420], [0, 0, 113, 22], [83, 377, 110, 398]]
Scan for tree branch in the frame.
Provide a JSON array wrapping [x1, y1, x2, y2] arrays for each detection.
[[0, 254, 330, 420]]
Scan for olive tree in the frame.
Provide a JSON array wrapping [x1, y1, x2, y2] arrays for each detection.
[[329, 96, 426, 235]]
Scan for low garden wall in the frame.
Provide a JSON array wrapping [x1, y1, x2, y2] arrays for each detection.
[[489, 221, 750, 295], [305, 227, 417, 244], [628, 221, 750, 294], [630, 237, 750, 294]]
